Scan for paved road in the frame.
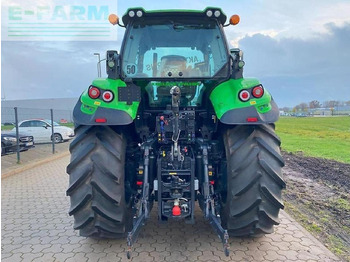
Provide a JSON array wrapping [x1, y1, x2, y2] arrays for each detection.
[[1, 156, 340, 261]]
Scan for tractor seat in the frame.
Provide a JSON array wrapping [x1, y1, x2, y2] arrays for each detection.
[[159, 55, 187, 77]]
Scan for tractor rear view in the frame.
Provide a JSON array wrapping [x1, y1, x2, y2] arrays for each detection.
[[66, 7, 285, 258]]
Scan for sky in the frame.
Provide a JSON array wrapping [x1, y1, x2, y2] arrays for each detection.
[[1, 0, 350, 107]]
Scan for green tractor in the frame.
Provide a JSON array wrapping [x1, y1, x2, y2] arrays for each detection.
[[66, 7, 285, 258]]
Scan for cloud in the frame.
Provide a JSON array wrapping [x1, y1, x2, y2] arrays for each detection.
[[2, 0, 350, 108], [1, 40, 120, 100], [236, 22, 350, 107]]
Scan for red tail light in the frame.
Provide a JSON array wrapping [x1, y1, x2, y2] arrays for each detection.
[[95, 118, 107, 123], [252, 85, 264, 98], [102, 91, 114, 102], [239, 90, 250, 102], [88, 86, 100, 99], [247, 117, 258, 122]]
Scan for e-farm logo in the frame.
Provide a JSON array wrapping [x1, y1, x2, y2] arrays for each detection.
[[3, 1, 117, 41]]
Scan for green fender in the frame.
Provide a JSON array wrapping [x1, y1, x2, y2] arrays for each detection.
[[73, 78, 140, 126], [209, 78, 279, 124]]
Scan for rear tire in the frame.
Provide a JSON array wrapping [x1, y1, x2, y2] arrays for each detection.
[[66, 125, 130, 238], [221, 124, 285, 236]]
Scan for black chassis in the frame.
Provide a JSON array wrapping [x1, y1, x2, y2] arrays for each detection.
[[125, 88, 230, 258]]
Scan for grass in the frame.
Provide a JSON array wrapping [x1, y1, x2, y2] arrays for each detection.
[[331, 197, 350, 212], [60, 123, 74, 128], [328, 235, 349, 259], [275, 116, 350, 163], [1, 125, 15, 131], [284, 201, 349, 260]]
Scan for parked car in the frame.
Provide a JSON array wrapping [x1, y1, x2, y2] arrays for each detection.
[[1, 132, 34, 155], [13, 119, 74, 143], [2, 122, 14, 126]]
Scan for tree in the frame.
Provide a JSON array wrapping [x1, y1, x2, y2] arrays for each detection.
[[294, 105, 301, 112], [309, 100, 320, 109], [299, 103, 308, 112], [323, 100, 340, 108], [281, 107, 290, 112]]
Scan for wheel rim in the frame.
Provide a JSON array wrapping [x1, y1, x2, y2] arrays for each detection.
[[54, 135, 61, 143]]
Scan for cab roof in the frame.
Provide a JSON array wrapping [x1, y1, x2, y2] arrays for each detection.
[[122, 7, 227, 26]]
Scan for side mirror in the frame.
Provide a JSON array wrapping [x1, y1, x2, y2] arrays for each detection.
[[106, 50, 120, 79], [230, 48, 244, 79]]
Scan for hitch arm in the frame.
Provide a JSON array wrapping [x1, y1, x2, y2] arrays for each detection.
[[126, 144, 151, 259], [201, 145, 230, 257]]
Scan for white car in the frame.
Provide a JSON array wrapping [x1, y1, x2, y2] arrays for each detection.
[[14, 119, 74, 143]]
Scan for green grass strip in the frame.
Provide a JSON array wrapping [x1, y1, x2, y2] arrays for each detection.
[[276, 116, 350, 163]]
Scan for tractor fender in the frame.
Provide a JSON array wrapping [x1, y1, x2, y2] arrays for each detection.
[[209, 78, 279, 125], [73, 99, 133, 126], [73, 78, 140, 126], [219, 98, 279, 125]]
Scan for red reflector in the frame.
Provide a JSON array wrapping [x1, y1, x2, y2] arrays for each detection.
[[95, 118, 107, 123], [247, 117, 258, 122], [172, 205, 181, 216], [210, 181, 215, 185], [239, 90, 250, 102], [104, 92, 111, 99], [102, 90, 114, 102], [136, 181, 143, 186]]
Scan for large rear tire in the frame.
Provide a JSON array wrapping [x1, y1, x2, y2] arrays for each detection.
[[221, 124, 285, 236], [66, 125, 130, 238]]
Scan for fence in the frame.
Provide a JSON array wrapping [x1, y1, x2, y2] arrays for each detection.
[[1, 107, 74, 163]]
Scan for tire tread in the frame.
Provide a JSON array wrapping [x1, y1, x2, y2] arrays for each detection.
[[67, 125, 128, 238], [222, 124, 285, 236]]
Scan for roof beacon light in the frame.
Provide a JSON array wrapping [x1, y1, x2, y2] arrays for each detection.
[[108, 14, 119, 25], [136, 10, 143, 17], [129, 10, 135, 17], [214, 10, 221, 17], [230, 14, 240, 25], [206, 10, 213, 17]]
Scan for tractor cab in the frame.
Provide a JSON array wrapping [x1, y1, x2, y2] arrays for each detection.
[[108, 8, 240, 108], [120, 9, 230, 80]]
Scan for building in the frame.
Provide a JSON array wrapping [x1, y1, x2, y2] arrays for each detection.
[[1, 98, 78, 124]]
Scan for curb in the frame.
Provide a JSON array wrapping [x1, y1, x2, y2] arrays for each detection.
[[1, 151, 70, 179], [281, 210, 340, 260]]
